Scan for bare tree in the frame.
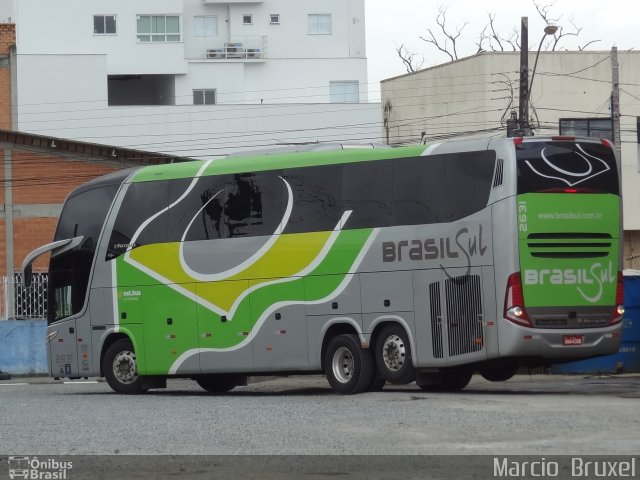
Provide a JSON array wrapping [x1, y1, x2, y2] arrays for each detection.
[[398, 1, 597, 68], [418, 6, 467, 62], [487, 13, 505, 51], [533, 1, 600, 51], [503, 28, 521, 51], [396, 44, 424, 73], [475, 25, 489, 54]]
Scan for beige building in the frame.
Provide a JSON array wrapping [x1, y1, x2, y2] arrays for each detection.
[[381, 50, 640, 269]]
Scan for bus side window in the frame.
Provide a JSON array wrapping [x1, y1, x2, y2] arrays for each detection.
[[222, 172, 283, 238], [392, 156, 444, 226], [442, 150, 495, 222], [282, 164, 343, 234], [106, 181, 170, 260], [168, 176, 228, 242], [169, 172, 285, 242], [342, 160, 393, 229]]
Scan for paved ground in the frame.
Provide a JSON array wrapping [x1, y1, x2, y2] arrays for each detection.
[[1, 374, 639, 479]]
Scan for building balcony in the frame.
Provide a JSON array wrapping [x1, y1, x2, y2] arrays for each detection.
[[200, 36, 267, 61]]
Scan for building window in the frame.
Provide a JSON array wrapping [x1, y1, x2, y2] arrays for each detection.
[[242, 14, 253, 25], [270, 14, 280, 25], [94, 15, 116, 35], [559, 118, 612, 141], [330, 81, 359, 103], [137, 15, 181, 43], [193, 89, 216, 105], [308, 14, 331, 35], [194, 16, 217, 36]]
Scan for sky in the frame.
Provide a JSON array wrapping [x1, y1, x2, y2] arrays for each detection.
[[364, 0, 639, 100]]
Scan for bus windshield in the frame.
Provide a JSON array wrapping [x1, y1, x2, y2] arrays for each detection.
[[516, 141, 619, 195], [48, 184, 118, 324]]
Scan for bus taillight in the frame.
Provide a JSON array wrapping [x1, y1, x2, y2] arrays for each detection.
[[610, 271, 624, 325], [504, 272, 532, 327], [601, 138, 614, 149]]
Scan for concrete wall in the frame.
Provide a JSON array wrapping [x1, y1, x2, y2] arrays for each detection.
[[0, 319, 47, 374]]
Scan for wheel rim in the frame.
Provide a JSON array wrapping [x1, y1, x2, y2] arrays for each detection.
[[332, 346, 355, 384], [112, 350, 138, 384], [382, 334, 406, 371]]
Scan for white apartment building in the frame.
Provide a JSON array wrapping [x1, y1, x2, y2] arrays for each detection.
[[0, 0, 380, 157], [381, 50, 640, 268]]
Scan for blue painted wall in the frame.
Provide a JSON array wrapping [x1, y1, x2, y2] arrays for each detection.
[[0, 320, 47, 375], [552, 276, 640, 374]]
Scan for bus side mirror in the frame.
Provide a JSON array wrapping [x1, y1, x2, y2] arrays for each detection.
[[20, 236, 84, 288]]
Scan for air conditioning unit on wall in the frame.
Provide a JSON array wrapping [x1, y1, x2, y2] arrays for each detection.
[[206, 49, 223, 59]]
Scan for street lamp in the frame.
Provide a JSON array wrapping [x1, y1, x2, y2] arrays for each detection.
[[525, 24, 559, 133]]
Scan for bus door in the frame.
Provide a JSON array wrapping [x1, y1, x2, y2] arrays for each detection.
[[48, 318, 79, 378], [427, 267, 488, 366], [74, 310, 94, 376]]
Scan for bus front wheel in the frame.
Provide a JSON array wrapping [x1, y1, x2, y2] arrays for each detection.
[[103, 338, 148, 394], [479, 363, 519, 382], [324, 334, 374, 395], [375, 324, 415, 385], [195, 375, 244, 393]]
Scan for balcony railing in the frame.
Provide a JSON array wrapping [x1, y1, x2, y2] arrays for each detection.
[[204, 36, 267, 60]]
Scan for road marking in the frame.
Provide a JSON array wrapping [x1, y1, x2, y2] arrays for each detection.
[[63, 381, 98, 384], [0, 383, 28, 386]]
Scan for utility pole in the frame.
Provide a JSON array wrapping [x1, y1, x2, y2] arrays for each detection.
[[518, 17, 529, 136], [4, 148, 14, 320], [611, 46, 621, 159]]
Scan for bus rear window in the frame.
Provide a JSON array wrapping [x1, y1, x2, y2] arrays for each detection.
[[516, 141, 619, 195]]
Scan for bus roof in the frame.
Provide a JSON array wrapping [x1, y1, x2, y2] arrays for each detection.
[[130, 144, 429, 183]]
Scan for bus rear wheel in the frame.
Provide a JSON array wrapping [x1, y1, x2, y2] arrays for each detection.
[[375, 325, 415, 385], [417, 367, 473, 392], [324, 334, 374, 395], [195, 375, 245, 393], [367, 375, 386, 392], [103, 338, 148, 394]]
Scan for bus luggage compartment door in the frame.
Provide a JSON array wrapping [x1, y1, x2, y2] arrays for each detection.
[[48, 318, 80, 378]]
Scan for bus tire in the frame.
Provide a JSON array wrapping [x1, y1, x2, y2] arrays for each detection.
[[367, 375, 386, 392], [418, 368, 472, 392], [195, 375, 243, 393], [103, 338, 148, 394], [440, 368, 473, 391], [324, 334, 374, 395], [375, 324, 415, 385], [479, 364, 519, 382]]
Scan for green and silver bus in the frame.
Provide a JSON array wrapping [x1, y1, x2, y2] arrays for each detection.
[[23, 136, 624, 394]]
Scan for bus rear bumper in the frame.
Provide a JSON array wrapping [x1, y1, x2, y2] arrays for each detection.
[[498, 320, 623, 360]]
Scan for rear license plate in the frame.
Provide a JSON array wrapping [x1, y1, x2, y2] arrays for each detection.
[[563, 335, 584, 346]]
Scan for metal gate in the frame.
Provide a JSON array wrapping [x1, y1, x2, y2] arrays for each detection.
[[0, 273, 48, 320]]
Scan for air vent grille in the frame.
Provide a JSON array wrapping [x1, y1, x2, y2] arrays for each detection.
[[429, 282, 443, 359], [492, 158, 504, 188], [527, 232, 612, 259], [445, 275, 483, 357]]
